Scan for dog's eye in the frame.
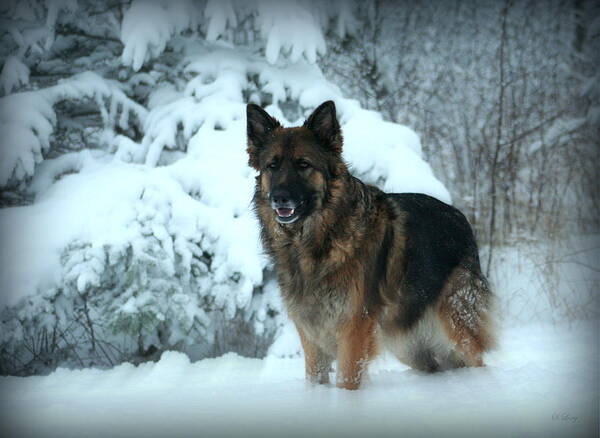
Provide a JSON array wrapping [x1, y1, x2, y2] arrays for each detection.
[[297, 160, 310, 169], [267, 161, 277, 169]]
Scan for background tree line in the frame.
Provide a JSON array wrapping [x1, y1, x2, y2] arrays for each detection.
[[321, 0, 599, 274]]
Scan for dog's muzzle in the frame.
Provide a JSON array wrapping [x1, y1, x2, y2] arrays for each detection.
[[270, 189, 304, 224]]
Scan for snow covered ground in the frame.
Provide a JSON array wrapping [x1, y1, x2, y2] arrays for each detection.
[[1, 320, 597, 438]]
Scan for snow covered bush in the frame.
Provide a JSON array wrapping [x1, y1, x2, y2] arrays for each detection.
[[0, 0, 448, 375]]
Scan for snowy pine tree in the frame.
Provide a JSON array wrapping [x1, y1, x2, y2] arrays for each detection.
[[0, 0, 448, 375]]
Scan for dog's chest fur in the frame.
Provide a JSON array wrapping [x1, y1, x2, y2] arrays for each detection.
[[270, 227, 365, 355], [258, 185, 379, 355], [283, 279, 351, 354]]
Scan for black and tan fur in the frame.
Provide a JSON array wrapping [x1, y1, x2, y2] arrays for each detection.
[[247, 101, 495, 390]]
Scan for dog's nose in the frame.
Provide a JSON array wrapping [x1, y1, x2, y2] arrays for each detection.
[[270, 189, 293, 207]]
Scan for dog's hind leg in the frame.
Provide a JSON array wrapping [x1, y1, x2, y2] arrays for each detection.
[[409, 346, 441, 373], [438, 263, 496, 368], [437, 349, 467, 370]]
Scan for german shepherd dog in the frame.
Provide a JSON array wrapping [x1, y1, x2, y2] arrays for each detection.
[[247, 101, 495, 390]]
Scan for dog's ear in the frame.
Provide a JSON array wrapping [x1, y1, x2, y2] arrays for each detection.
[[247, 104, 280, 169], [304, 100, 342, 154]]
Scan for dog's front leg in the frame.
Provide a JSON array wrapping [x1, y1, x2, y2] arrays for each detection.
[[296, 325, 332, 384], [336, 315, 377, 390]]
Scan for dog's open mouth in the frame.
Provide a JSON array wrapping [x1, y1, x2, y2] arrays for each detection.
[[276, 208, 295, 218], [274, 207, 299, 224], [273, 201, 306, 224]]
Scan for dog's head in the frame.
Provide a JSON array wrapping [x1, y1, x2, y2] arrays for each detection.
[[247, 101, 344, 225]]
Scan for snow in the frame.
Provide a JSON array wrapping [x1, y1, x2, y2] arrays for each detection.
[[0, 55, 30, 95], [257, 0, 327, 64], [120, 0, 328, 69], [1, 320, 597, 438], [0, 71, 146, 186], [342, 109, 450, 197], [0, 152, 264, 312], [120, 1, 179, 72], [488, 235, 600, 324], [204, 0, 237, 43], [43, 0, 78, 51], [120, 0, 199, 71], [0, 90, 54, 185]]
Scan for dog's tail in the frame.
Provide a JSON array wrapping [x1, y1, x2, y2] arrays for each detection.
[[438, 260, 497, 367]]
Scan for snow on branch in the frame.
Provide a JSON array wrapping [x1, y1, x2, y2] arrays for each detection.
[[0, 72, 147, 187], [204, 0, 237, 42], [120, 0, 198, 71], [120, 1, 336, 72], [0, 91, 55, 186], [256, 1, 326, 64], [0, 56, 31, 96], [46, 71, 148, 129]]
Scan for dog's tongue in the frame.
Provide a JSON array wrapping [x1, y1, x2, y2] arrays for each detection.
[[276, 208, 295, 218]]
